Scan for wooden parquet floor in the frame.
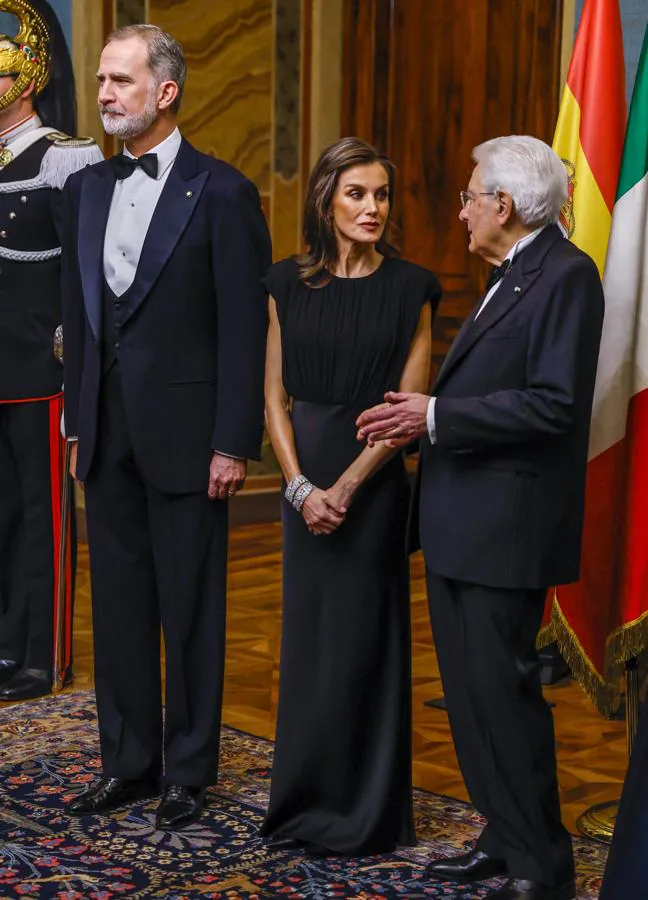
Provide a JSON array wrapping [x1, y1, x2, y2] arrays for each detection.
[[68, 523, 627, 836]]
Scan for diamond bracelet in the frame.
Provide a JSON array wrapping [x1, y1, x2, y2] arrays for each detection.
[[293, 481, 314, 511], [285, 474, 314, 512], [285, 474, 307, 504]]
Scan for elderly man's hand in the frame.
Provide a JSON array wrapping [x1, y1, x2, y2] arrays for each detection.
[[208, 453, 247, 500], [356, 391, 430, 447]]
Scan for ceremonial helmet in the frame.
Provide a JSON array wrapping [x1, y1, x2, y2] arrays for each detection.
[[0, 0, 76, 133]]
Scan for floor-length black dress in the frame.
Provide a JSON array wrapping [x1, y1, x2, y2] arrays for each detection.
[[599, 698, 648, 899], [260, 256, 441, 855]]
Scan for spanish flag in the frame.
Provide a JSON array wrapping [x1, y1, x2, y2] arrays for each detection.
[[552, 0, 626, 273], [541, 0, 628, 714]]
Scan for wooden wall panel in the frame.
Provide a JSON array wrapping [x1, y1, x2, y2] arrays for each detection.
[[270, 0, 302, 260], [343, 0, 564, 375]]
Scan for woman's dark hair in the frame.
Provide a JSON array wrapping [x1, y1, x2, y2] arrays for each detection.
[[296, 136, 399, 286]]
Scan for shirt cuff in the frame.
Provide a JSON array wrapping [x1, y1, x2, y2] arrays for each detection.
[[426, 397, 437, 445], [213, 451, 244, 460]]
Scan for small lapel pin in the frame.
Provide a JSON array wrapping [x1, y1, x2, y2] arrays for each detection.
[[514, 286, 521, 293], [186, 190, 193, 198]]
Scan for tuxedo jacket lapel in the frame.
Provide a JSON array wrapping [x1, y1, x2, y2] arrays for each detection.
[[123, 140, 208, 325], [434, 225, 564, 392], [78, 161, 116, 340]]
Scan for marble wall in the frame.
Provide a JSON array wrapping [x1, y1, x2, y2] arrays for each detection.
[[145, 0, 329, 263], [116, 0, 148, 28], [148, 0, 274, 214]]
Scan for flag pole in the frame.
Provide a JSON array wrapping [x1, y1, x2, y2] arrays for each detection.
[[576, 659, 640, 843]]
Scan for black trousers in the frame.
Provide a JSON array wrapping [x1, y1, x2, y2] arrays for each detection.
[[0, 400, 71, 670], [426, 570, 574, 887], [84, 365, 228, 786]]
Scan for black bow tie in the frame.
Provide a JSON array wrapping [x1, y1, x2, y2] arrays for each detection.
[[485, 258, 511, 291], [110, 152, 158, 180]]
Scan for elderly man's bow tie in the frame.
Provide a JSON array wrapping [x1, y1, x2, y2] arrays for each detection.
[[110, 152, 158, 180], [485, 258, 511, 291]]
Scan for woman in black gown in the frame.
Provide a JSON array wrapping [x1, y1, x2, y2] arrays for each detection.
[[261, 137, 441, 856], [599, 699, 648, 899]]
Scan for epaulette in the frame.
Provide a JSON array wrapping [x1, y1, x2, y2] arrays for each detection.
[[45, 131, 99, 150], [39, 132, 104, 189]]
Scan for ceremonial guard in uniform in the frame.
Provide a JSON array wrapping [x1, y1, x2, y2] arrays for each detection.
[[0, 0, 102, 701]]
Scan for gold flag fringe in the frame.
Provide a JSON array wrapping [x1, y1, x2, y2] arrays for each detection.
[[537, 591, 648, 716]]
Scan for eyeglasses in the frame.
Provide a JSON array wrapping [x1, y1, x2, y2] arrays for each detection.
[[459, 190, 498, 209]]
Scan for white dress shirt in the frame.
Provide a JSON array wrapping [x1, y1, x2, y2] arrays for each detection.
[[426, 226, 546, 443], [103, 127, 182, 297]]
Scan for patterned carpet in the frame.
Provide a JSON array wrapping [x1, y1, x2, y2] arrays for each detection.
[[0, 692, 606, 899]]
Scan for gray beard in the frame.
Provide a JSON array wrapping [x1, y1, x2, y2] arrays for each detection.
[[100, 94, 159, 140]]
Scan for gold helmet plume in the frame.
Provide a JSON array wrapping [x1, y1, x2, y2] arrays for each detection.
[[0, 0, 51, 113]]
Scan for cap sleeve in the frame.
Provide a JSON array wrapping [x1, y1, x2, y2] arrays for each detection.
[[424, 270, 443, 315], [262, 258, 298, 305]]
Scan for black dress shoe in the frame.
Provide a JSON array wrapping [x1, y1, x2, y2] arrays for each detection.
[[67, 776, 160, 815], [0, 659, 20, 687], [485, 878, 576, 900], [427, 848, 508, 882], [263, 835, 306, 851], [0, 668, 51, 701], [155, 784, 206, 830]]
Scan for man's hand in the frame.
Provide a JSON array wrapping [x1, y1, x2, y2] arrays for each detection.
[[356, 391, 430, 447], [208, 453, 247, 500], [301, 487, 346, 535]]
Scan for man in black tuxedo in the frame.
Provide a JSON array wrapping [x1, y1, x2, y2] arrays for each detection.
[[357, 136, 604, 900], [61, 24, 271, 829]]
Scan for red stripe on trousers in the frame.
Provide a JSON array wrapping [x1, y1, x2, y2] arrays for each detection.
[[48, 395, 73, 676]]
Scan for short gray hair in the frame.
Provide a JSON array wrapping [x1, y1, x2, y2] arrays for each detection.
[[472, 135, 567, 227], [106, 24, 187, 114]]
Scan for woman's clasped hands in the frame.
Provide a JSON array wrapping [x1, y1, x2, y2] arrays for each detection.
[[301, 480, 357, 535]]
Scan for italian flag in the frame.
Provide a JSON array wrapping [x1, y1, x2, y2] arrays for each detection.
[[546, 19, 648, 714]]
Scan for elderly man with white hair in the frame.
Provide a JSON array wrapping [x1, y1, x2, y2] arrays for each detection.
[[357, 135, 604, 900]]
